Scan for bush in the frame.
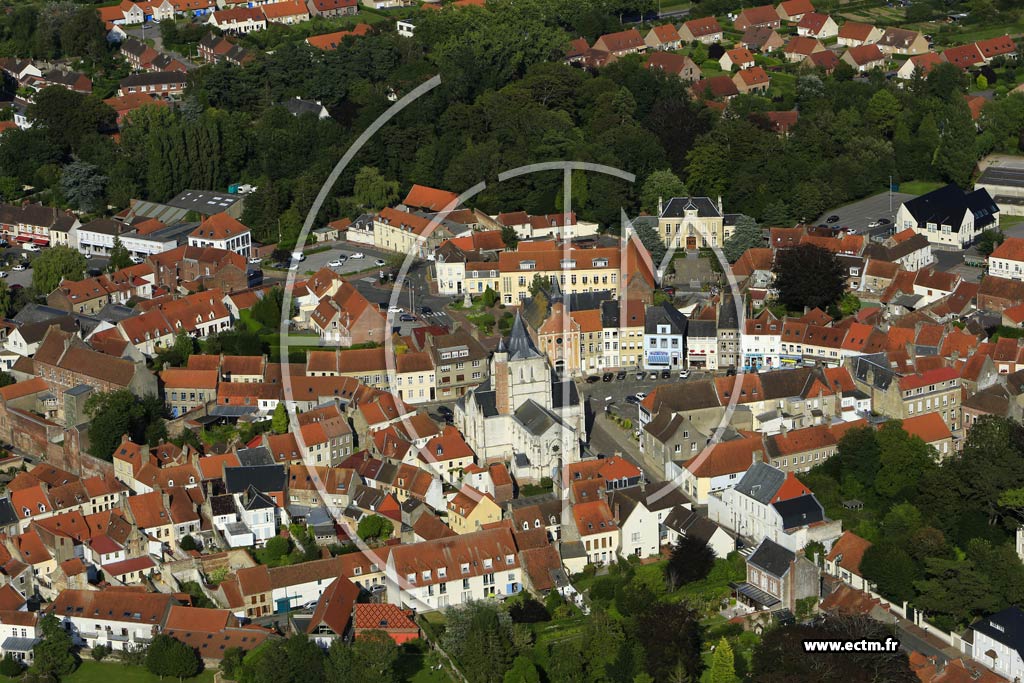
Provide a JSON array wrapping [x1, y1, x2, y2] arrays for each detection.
[[179, 534, 198, 552], [90, 645, 110, 662], [120, 643, 148, 666], [0, 653, 22, 677], [509, 597, 550, 623]]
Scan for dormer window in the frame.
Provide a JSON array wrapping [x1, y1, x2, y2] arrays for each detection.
[[406, 573, 415, 583], [520, 261, 536, 271], [438, 567, 446, 578], [460, 563, 470, 574]]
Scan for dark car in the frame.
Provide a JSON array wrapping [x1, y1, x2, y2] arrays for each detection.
[[602, 372, 613, 382], [399, 314, 416, 322], [662, 286, 676, 296], [877, 218, 891, 225], [419, 306, 433, 315], [86, 267, 103, 277], [437, 406, 453, 419], [616, 370, 627, 380], [625, 395, 641, 405], [660, 369, 671, 379], [826, 215, 839, 223], [586, 375, 600, 383]]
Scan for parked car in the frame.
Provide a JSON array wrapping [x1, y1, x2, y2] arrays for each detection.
[[586, 375, 600, 384], [826, 215, 839, 223], [616, 370, 627, 380], [877, 218, 891, 225], [22, 244, 38, 253], [635, 371, 645, 380], [12, 264, 25, 271], [375, 259, 387, 267], [328, 259, 345, 268], [437, 406, 453, 421], [634, 392, 647, 401], [679, 369, 690, 379], [0, 271, 7, 278], [419, 306, 433, 315], [648, 372, 658, 380], [388, 306, 403, 314], [86, 267, 103, 277], [399, 313, 416, 322], [660, 369, 671, 379], [130, 255, 145, 264], [625, 395, 641, 405], [248, 256, 262, 264], [350, 252, 365, 259], [602, 372, 613, 382]]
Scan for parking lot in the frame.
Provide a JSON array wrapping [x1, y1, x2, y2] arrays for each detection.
[[815, 191, 915, 238], [579, 368, 712, 419]]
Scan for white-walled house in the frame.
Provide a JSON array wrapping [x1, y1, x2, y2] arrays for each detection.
[[988, 237, 1024, 281], [963, 608, 1024, 682], [896, 184, 1000, 249], [53, 589, 175, 651]]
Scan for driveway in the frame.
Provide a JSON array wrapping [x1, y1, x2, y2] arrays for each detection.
[[125, 24, 197, 69]]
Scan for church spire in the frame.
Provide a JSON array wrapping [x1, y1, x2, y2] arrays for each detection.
[[506, 311, 541, 361]]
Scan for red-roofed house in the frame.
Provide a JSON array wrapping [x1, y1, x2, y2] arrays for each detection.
[[187, 213, 251, 257], [784, 35, 826, 62], [776, 0, 813, 22], [735, 5, 782, 31], [838, 21, 883, 47], [796, 12, 837, 39], [976, 34, 1016, 62], [682, 435, 767, 504], [943, 43, 985, 70], [720, 47, 755, 71], [354, 603, 419, 644], [644, 24, 682, 51], [402, 184, 460, 213], [824, 530, 873, 591], [593, 29, 647, 58], [679, 16, 723, 44], [896, 51, 945, 79], [208, 7, 266, 34], [841, 44, 886, 71], [733, 66, 770, 94], [900, 412, 954, 459], [645, 52, 702, 83]]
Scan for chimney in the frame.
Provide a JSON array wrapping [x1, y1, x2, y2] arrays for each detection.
[[161, 491, 170, 512], [657, 196, 663, 216], [717, 195, 723, 214], [613, 503, 620, 524]]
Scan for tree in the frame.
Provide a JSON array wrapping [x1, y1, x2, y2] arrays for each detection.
[[90, 645, 109, 662], [31, 245, 87, 295], [0, 653, 23, 677], [220, 647, 245, 680], [977, 74, 989, 89], [441, 602, 514, 683], [32, 614, 77, 679], [665, 535, 715, 588], [108, 235, 131, 271], [84, 390, 167, 460], [27, 87, 115, 154], [772, 244, 846, 312], [262, 535, 291, 564], [356, 515, 393, 542], [837, 293, 861, 317], [860, 543, 919, 603], [500, 225, 519, 250], [640, 169, 686, 215], [723, 214, 761, 262], [145, 634, 201, 680], [976, 228, 1005, 256], [865, 89, 901, 137], [60, 160, 107, 213], [353, 166, 399, 210], [504, 656, 541, 683], [759, 200, 791, 228], [709, 638, 738, 683], [179, 534, 198, 552], [0, 373, 14, 389], [325, 631, 398, 683], [751, 615, 916, 683], [632, 602, 703, 683], [0, 281, 11, 319], [271, 402, 288, 434]]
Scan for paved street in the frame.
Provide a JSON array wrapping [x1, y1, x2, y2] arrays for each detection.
[[125, 25, 197, 69], [815, 191, 915, 237]]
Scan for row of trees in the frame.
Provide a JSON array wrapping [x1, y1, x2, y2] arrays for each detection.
[[804, 416, 1024, 630], [227, 630, 401, 683]]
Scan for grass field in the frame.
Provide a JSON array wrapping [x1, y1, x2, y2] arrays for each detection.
[[64, 662, 216, 683], [1001, 214, 1024, 229], [898, 180, 945, 195]]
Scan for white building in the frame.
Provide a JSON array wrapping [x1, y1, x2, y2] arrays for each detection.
[[396, 19, 415, 37], [644, 302, 688, 370], [187, 213, 252, 257], [988, 237, 1024, 281], [896, 184, 1000, 250], [53, 590, 174, 652], [385, 527, 523, 612], [741, 311, 781, 372], [963, 608, 1024, 681]]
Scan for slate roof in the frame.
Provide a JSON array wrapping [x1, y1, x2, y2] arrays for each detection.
[[224, 465, 286, 495], [968, 607, 1024, 661], [733, 461, 786, 504], [505, 312, 542, 361], [514, 400, 558, 436], [772, 493, 824, 529], [748, 537, 795, 577], [644, 302, 688, 335], [660, 197, 721, 219], [901, 184, 999, 232]]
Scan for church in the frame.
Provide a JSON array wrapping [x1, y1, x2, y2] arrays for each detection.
[[455, 313, 586, 483]]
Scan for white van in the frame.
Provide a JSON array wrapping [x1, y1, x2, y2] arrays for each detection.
[[291, 251, 305, 262]]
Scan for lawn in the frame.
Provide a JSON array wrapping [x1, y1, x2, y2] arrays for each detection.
[[898, 179, 945, 195], [64, 661, 215, 683], [1001, 214, 1024, 229]]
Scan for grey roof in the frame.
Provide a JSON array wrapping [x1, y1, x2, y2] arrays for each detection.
[[733, 461, 786, 504], [968, 607, 1024, 660], [514, 400, 558, 436], [236, 447, 273, 467], [718, 295, 739, 329], [514, 452, 531, 468], [551, 372, 580, 409], [772, 494, 824, 529], [747, 538, 795, 577], [506, 312, 542, 361], [95, 303, 137, 324], [350, 484, 388, 511], [165, 189, 241, 216], [242, 485, 277, 511], [13, 304, 76, 325], [211, 405, 258, 418], [473, 389, 498, 418], [643, 481, 691, 511], [1, 637, 39, 652], [645, 302, 688, 336], [660, 196, 721, 219], [687, 319, 718, 338], [664, 507, 724, 548], [16, 316, 79, 345], [65, 385, 93, 397], [0, 499, 17, 527], [119, 71, 187, 88], [850, 353, 896, 390], [224, 465, 285, 495], [901, 184, 998, 232], [124, 200, 190, 225], [977, 165, 1024, 189], [281, 98, 327, 117], [210, 494, 238, 517]]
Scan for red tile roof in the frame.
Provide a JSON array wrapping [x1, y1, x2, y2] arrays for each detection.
[[402, 184, 459, 212], [825, 530, 872, 575], [900, 413, 952, 444]]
